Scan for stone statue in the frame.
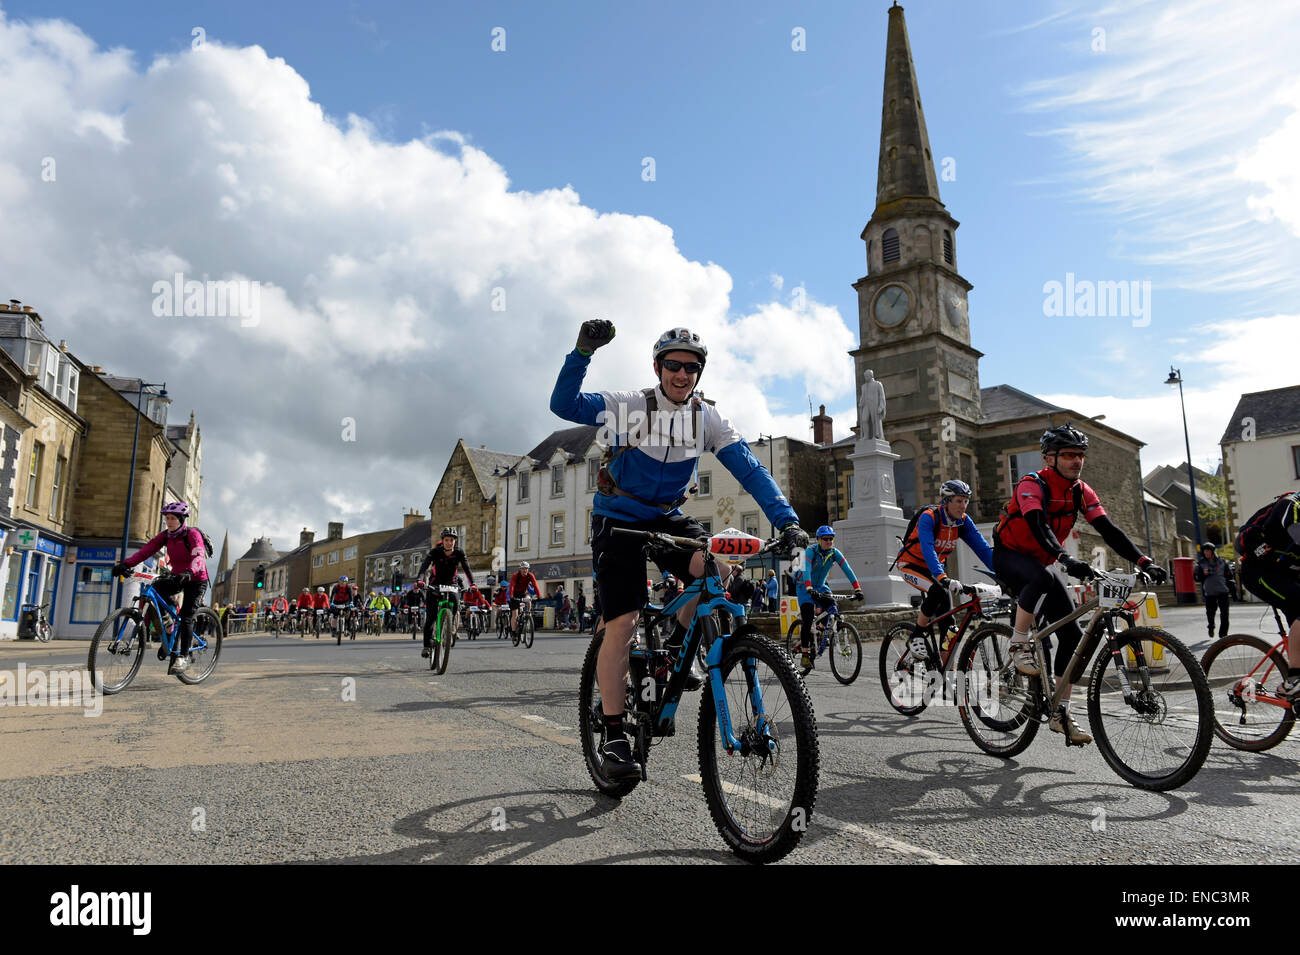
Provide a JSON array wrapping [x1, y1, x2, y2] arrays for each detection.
[[858, 368, 887, 441]]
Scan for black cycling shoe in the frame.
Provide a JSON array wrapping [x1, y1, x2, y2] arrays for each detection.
[[664, 642, 704, 692], [420, 646, 431, 658], [598, 738, 641, 780]]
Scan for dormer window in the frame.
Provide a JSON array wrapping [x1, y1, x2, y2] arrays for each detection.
[[882, 228, 900, 264]]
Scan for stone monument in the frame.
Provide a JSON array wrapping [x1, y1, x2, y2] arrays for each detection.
[[832, 368, 913, 607]]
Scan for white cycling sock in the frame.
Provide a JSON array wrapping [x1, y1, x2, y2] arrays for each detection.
[[1012, 628, 1031, 644]]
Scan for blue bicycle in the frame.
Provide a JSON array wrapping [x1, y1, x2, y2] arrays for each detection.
[[579, 529, 819, 864], [88, 571, 224, 694]]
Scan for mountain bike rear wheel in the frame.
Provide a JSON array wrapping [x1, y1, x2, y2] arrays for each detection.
[[579, 628, 640, 798], [879, 622, 932, 716], [1200, 634, 1294, 751], [828, 620, 862, 685], [956, 623, 1040, 757], [698, 634, 819, 864], [88, 609, 146, 695], [1089, 627, 1213, 791], [177, 608, 224, 685]]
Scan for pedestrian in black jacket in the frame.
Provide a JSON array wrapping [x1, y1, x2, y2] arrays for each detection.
[[1194, 542, 1232, 638]]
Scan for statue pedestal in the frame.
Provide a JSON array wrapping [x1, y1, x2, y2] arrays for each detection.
[[833, 439, 913, 608]]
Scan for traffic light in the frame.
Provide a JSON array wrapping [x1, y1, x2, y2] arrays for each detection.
[[254, 565, 265, 590], [393, 571, 404, 590]]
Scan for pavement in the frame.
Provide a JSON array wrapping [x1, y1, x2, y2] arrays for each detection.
[[0, 602, 1295, 865]]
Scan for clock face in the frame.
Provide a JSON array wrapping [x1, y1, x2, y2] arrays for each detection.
[[944, 290, 968, 329], [873, 285, 911, 327]]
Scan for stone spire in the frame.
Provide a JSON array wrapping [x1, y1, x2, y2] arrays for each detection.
[[217, 530, 230, 575], [874, 3, 945, 217]]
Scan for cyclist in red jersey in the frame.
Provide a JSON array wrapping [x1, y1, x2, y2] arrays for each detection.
[[1236, 490, 1300, 698], [508, 562, 541, 633], [991, 425, 1167, 744]]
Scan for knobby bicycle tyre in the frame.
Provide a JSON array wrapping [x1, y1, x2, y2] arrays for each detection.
[[828, 620, 862, 685], [436, 608, 454, 675], [698, 634, 819, 864], [1087, 626, 1213, 791], [88, 608, 146, 695], [956, 622, 1040, 758], [879, 622, 932, 716], [578, 629, 640, 798], [176, 608, 224, 685], [523, 612, 535, 649], [1200, 634, 1294, 751]]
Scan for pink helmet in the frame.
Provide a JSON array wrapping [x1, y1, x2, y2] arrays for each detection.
[[161, 501, 190, 519]]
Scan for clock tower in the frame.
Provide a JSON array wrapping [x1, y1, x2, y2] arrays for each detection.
[[851, 2, 983, 517]]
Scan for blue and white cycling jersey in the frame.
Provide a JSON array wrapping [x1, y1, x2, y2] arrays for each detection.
[[795, 545, 859, 605], [550, 348, 799, 527]]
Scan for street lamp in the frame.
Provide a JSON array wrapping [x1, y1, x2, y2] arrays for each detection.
[[117, 380, 167, 609], [493, 464, 516, 580], [1164, 367, 1203, 548]]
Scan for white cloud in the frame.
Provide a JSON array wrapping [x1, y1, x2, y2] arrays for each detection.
[[0, 13, 855, 548], [1017, 0, 1300, 293], [1041, 313, 1298, 472]]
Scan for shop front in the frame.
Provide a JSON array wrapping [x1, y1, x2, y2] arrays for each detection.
[[0, 532, 65, 639]]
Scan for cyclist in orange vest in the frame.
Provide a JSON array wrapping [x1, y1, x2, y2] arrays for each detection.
[[894, 479, 995, 660]]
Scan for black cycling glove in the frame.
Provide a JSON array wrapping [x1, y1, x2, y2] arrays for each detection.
[[1138, 558, 1167, 585], [779, 523, 809, 552], [111, 562, 129, 578], [576, 319, 616, 355], [1059, 555, 1095, 580]]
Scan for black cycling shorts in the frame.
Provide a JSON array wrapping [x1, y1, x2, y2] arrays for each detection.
[[1241, 558, 1300, 626], [591, 511, 706, 622], [992, 545, 1082, 679]]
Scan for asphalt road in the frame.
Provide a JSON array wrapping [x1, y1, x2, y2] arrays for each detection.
[[0, 601, 1295, 865]]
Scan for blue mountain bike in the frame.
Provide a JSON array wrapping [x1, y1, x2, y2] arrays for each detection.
[[88, 571, 224, 694], [579, 529, 818, 864]]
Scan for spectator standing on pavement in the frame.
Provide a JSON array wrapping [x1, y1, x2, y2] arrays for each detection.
[[1194, 542, 1232, 639], [577, 590, 588, 632], [765, 570, 780, 612]]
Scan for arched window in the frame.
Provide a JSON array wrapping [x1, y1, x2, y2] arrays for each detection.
[[882, 228, 900, 264], [943, 230, 954, 265]]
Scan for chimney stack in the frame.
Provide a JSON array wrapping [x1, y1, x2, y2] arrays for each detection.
[[299, 528, 315, 547], [403, 508, 426, 529], [812, 404, 833, 446], [327, 522, 343, 541]]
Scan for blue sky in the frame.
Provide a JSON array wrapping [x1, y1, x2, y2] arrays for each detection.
[[0, 0, 1295, 545]]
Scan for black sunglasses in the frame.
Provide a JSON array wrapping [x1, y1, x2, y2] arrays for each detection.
[[660, 358, 703, 374]]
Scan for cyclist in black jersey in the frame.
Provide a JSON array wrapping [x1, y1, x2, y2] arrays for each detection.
[[417, 528, 474, 656], [1237, 490, 1300, 698]]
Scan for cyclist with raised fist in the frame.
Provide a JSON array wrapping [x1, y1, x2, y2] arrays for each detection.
[[550, 319, 808, 780]]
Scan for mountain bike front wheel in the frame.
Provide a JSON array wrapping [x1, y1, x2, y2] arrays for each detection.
[[523, 612, 535, 649], [828, 620, 862, 685], [88, 609, 146, 695], [698, 634, 819, 865], [578, 628, 640, 798], [177, 608, 224, 685], [436, 608, 454, 675], [1089, 626, 1213, 791], [1200, 634, 1294, 751]]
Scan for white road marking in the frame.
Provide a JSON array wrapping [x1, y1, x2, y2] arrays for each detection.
[[682, 774, 963, 864], [522, 714, 572, 731]]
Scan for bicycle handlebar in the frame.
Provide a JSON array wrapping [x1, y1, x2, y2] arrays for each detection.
[[611, 528, 789, 560]]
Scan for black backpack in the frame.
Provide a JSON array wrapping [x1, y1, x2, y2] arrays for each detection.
[[192, 527, 215, 558]]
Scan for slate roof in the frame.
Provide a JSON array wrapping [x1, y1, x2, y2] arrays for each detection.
[[978, 385, 1065, 424], [524, 425, 600, 468], [1221, 385, 1300, 444], [369, 520, 433, 556], [236, 537, 282, 563], [462, 444, 524, 498]]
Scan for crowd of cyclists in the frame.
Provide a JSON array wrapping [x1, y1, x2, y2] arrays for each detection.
[[113, 323, 1299, 782]]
